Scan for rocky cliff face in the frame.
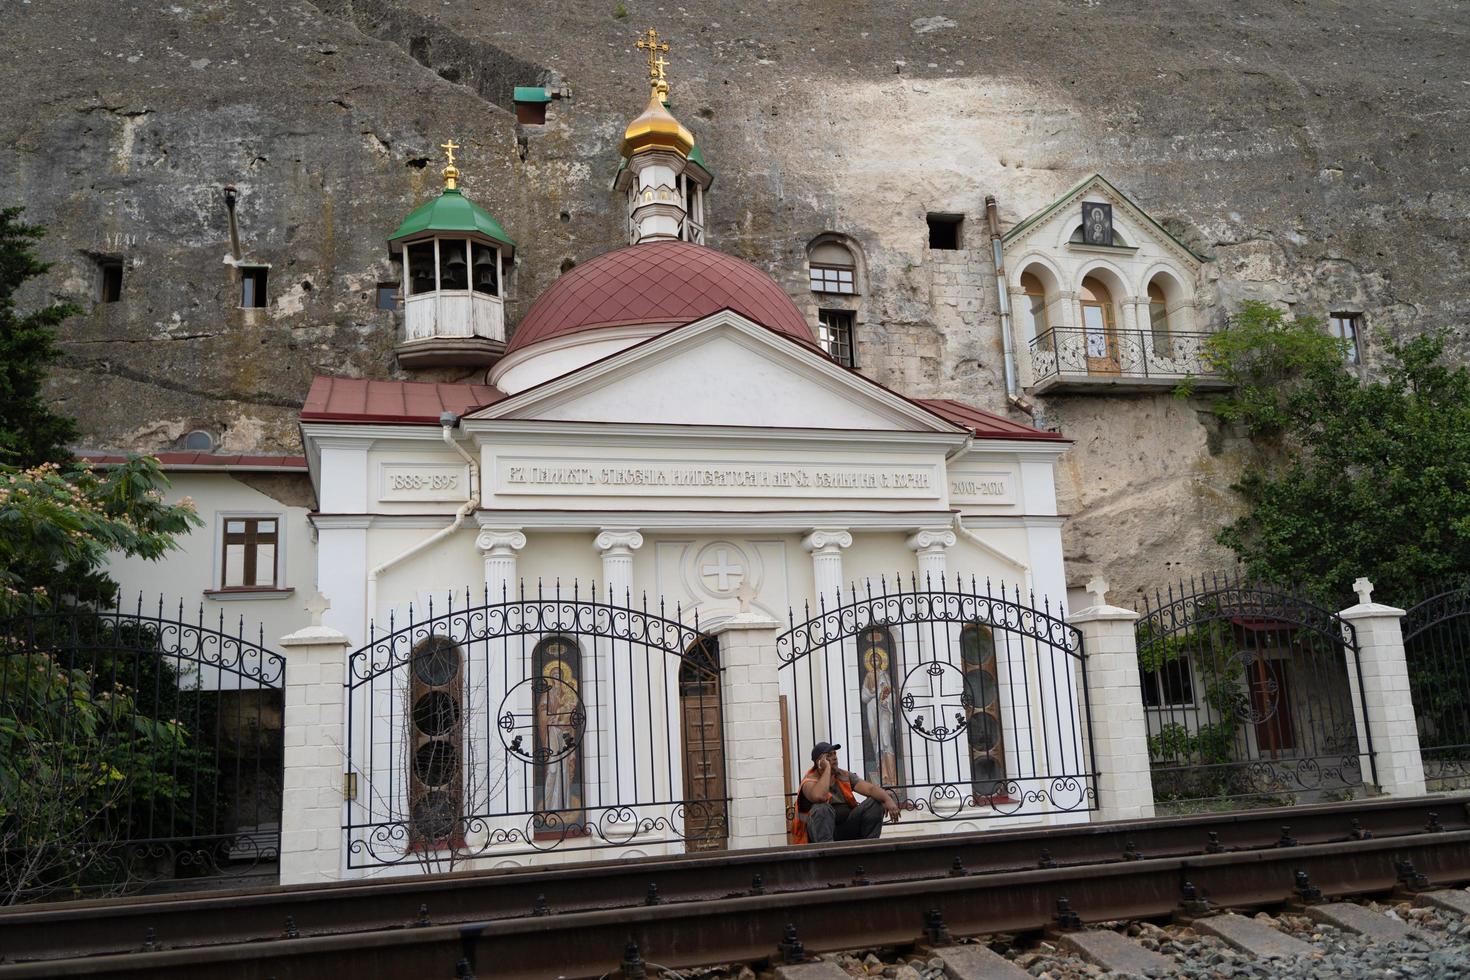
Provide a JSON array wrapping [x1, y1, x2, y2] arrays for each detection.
[[3, 0, 1465, 600]]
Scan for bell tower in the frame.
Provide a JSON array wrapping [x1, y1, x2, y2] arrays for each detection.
[[613, 28, 713, 245]]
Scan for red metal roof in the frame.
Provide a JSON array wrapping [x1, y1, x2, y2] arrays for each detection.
[[300, 377, 506, 424], [78, 452, 309, 470], [915, 398, 1067, 442], [506, 240, 817, 355]]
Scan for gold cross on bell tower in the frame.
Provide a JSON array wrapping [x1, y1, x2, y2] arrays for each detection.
[[635, 27, 671, 97], [440, 138, 461, 190]]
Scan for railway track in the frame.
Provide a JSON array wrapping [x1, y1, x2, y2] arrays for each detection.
[[2, 795, 1468, 978]]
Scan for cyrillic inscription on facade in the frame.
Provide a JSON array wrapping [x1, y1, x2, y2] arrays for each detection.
[[378, 463, 468, 502], [494, 458, 940, 499]]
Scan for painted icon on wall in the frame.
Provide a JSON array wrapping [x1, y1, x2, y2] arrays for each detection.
[[857, 627, 902, 788], [1082, 202, 1113, 246]]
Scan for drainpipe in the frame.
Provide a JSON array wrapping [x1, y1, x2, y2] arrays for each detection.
[[364, 413, 480, 634], [222, 185, 242, 262], [986, 195, 1030, 414]]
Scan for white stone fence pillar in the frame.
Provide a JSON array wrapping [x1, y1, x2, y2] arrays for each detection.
[[714, 612, 790, 850], [278, 600, 350, 886], [1340, 577, 1427, 797], [1071, 579, 1156, 821]]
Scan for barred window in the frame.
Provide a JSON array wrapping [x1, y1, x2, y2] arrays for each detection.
[[220, 517, 278, 590], [817, 309, 856, 368]]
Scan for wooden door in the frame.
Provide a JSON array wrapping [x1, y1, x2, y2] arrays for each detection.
[[680, 643, 728, 851], [1249, 658, 1296, 755]]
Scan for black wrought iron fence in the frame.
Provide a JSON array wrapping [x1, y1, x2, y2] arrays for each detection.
[[777, 576, 1096, 829], [1404, 581, 1470, 789], [0, 596, 284, 904], [345, 583, 729, 870], [1137, 574, 1372, 812], [1028, 326, 1222, 385]]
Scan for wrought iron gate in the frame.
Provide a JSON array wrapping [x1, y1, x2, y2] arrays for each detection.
[[0, 597, 284, 904], [344, 584, 729, 870], [777, 576, 1097, 826], [1137, 574, 1373, 811], [1404, 581, 1470, 789]]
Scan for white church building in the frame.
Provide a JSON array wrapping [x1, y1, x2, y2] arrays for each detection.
[[102, 49, 1129, 881]]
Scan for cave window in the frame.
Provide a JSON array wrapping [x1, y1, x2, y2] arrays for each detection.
[[817, 309, 856, 369], [1329, 312, 1361, 365], [97, 259, 123, 303], [808, 240, 858, 295], [240, 267, 268, 309], [927, 213, 963, 250], [376, 283, 399, 310]]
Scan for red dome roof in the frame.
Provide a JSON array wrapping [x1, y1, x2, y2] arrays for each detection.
[[506, 240, 816, 355]]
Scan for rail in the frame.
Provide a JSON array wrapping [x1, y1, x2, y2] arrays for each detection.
[[2, 794, 1467, 974], [1029, 326, 1224, 385]]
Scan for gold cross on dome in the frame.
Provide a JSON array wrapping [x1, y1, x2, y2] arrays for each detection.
[[635, 27, 671, 91], [440, 138, 459, 167], [440, 138, 461, 190]]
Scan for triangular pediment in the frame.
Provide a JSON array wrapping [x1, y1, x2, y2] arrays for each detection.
[[464, 311, 964, 434], [1002, 174, 1205, 267]]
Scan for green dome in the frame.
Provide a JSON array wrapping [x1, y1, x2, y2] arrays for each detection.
[[388, 188, 515, 253]]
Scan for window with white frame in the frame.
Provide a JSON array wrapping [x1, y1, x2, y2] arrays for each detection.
[[1329, 312, 1362, 364], [1141, 659, 1195, 708], [220, 517, 279, 590]]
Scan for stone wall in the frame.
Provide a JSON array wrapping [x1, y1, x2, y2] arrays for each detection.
[[2, 0, 1465, 598]]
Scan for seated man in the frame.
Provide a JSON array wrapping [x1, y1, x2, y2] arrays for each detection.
[[791, 741, 901, 843]]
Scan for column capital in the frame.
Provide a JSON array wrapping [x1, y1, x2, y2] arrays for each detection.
[[476, 528, 527, 555], [802, 528, 853, 554], [593, 528, 645, 554], [906, 528, 956, 554]]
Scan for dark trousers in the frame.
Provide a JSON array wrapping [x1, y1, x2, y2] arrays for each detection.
[[806, 797, 884, 843]]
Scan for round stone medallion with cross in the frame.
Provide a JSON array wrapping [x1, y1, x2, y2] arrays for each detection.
[[693, 541, 752, 599], [899, 660, 974, 742]]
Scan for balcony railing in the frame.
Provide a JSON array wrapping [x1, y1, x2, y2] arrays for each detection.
[[1028, 326, 1227, 391]]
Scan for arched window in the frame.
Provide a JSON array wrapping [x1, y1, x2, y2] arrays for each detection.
[[808, 240, 858, 295], [856, 627, 904, 789], [959, 623, 1006, 798], [1020, 271, 1050, 341], [1147, 280, 1170, 350], [531, 635, 585, 834], [409, 635, 463, 847], [1079, 275, 1119, 372]]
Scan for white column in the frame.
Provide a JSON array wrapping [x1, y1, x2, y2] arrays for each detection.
[[476, 528, 527, 816], [803, 529, 856, 785], [278, 603, 350, 885], [1340, 578, 1426, 798], [715, 612, 790, 850], [593, 530, 646, 811], [314, 517, 370, 649], [594, 529, 644, 603], [477, 528, 526, 601], [1071, 579, 1155, 821], [907, 528, 955, 588]]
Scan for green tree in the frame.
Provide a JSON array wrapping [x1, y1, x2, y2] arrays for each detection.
[[1192, 301, 1470, 602], [0, 208, 80, 467]]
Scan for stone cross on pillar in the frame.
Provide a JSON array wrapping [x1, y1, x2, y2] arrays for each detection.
[[1084, 576, 1109, 608], [304, 591, 330, 627], [1353, 577, 1374, 605]]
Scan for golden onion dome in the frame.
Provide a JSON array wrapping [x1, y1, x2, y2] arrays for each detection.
[[620, 91, 695, 159]]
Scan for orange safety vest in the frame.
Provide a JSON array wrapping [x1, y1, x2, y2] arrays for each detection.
[[789, 766, 858, 844]]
